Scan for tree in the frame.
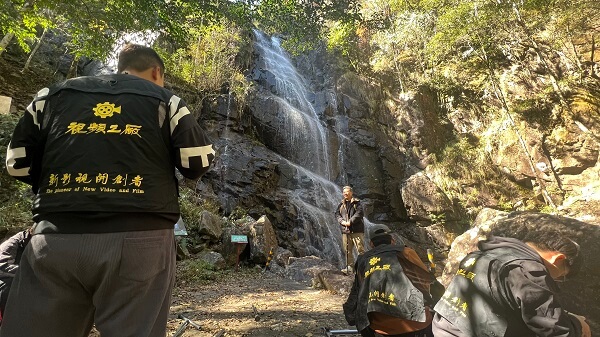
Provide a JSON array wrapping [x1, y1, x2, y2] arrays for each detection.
[[0, 0, 48, 55], [0, 0, 233, 61], [250, 0, 360, 54]]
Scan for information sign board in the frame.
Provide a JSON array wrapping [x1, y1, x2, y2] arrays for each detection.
[[231, 235, 248, 243]]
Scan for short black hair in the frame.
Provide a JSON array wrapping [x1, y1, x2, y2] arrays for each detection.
[[371, 234, 392, 247], [528, 234, 582, 277], [117, 44, 165, 75], [489, 213, 584, 278]]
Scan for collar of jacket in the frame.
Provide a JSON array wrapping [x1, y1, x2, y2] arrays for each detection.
[[341, 197, 360, 203]]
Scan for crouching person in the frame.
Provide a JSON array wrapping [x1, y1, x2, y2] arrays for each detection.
[[0, 229, 31, 322], [433, 234, 591, 337], [343, 224, 435, 337]]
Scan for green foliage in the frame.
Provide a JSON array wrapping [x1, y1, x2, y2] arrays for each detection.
[[252, 0, 360, 54], [1, 0, 241, 61], [159, 20, 252, 106], [176, 259, 223, 285], [0, 113, 32, 230], [497, 198, 514, 212], [228, 206, 249, 222], [327, 21, 358, 61], [0, 180, 32, 230], [434, 136, 487, 181], [428, 212, 446, 225], [428, 134, 535, 212], [0, 1, 50, 53], [179, 187, 219, 226], [512, 96, 555, 129], [538, 204, 557, 215], [369, 10, 434, 90]]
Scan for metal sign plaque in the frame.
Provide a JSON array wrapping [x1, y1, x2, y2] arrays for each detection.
[[231, 235, 248, 243]]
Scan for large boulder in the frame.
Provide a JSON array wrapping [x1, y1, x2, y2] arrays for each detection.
[[439, 208, 509, 286], [198, 251, 226, 270], [441, 208, 600, 330], [273, 246, 293, 267], [317, 271, 354, 297], [401, 172, 460, 224], [219, 216, 254, 266], [198, 210, 224, 240], [0, 95, 11, 115], [248, 215, 279, 264], [284, 256, 339, 285], [546, 124, 599, 175]]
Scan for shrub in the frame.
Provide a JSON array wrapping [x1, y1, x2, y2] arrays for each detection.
[[176, 259, 223, 286]]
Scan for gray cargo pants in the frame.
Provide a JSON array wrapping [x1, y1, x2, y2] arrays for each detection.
[[0, 229, 175, 337]]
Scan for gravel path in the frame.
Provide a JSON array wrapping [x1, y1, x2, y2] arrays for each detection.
[[166, 268, 351, 337]]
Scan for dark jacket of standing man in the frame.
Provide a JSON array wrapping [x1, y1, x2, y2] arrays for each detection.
[[433, 235, 591, 337], [343, 224, 435, 337], [336, 185, 365, 273], [3, 44, 215, 337]]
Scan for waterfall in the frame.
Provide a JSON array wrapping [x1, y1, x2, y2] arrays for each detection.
[[220, 92, 233, 169], [253, 30, 331, 179], [250, 30, 380, 267]]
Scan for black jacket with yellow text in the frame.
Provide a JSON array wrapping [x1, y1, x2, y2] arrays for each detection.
[[343, 244, 428, 332], [5, 74, 215, 233], [433, 236, 583, 337]]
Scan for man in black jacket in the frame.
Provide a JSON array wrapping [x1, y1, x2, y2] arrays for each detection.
[[432, 234, 591, 337], [335, 186, 365, 274], [3, 44, 215, 337], [343, 224, 435, 337]]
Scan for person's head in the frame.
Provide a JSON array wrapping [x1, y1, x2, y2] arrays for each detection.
[[342, 186, 353, 201], [525, 233, 582, 281], [117, 44, 165, 87], [368, 224, 403, 248]]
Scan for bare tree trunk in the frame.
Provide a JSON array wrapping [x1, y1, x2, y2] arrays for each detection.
[[563, 25, 584, 81], [67, 55, 79, 78], [193, 33, 201, 87], [591, 34, 597, 78], [22, 28, 48, 72], [0, 33, 15, 56], [392, 47, 405, 92]]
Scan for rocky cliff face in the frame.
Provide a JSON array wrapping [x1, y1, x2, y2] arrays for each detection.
[[198, 31, 599, 266], [198, 32, 453, 266]]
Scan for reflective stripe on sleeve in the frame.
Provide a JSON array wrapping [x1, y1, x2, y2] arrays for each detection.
[[6, 144, 29, 177], [170, 106, 191, 135], [180, 145, 215, 169], [26, 88, 49, 130], [168, 95, 191, 135]]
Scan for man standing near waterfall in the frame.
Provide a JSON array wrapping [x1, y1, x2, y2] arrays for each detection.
[[336, 185, 365, 274]]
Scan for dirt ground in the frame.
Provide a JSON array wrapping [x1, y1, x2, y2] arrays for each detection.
[[165, 267, 352, 337]]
